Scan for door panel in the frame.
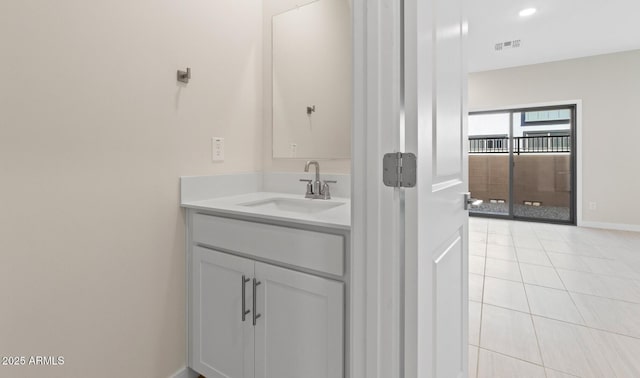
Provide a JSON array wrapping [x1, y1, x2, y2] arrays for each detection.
[[356, 0, 468, 374], [511, 109, 574, 223], [404, 0, 468, 375], [434, 232, 464, 377], [191, 247, 255, 378], [254, 262, 344, 378], [434, 0, 463, 179]]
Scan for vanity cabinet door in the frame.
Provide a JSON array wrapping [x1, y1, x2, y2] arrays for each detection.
[[191, 247, 255, 378], [254, 262, 344, 378]]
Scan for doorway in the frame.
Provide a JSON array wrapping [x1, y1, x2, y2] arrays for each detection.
[[469, 105, 577, 224]]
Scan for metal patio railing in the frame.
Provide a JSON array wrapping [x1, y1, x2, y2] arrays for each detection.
[[469, 135, 571, 154]]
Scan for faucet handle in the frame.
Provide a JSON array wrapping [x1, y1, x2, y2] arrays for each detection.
[[321, 180, 337, 200], [299, 179, 314, 198]]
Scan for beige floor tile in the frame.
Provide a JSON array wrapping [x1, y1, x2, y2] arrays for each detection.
[[525, 284, 583, 324], [469, 300, 481, 345], [545, 368, 580, 377], [470, 255, 486, 275], [541, 239, 604, 258], [469, 273, 484, 302], [515, 247, 552, 266], [469, 221, 488, 233], [571, 292, 640, 338], [484, 277, 529, 312], [488, 222, 512, 235], [470, 243, 487, 257], [547, 253, 592, 272], [533, 316, 615, 378], [477, 348, 545, 378], [486, 244, 518, 261], [480, 304, 541, 363], [534, 229, 565, 241], [488, 234, 514, 247], [485, 258, 522, 282], [557, 269, 640, 303], [469, 345, 479, 378], [581, 255, 640, 280], [519, 263, 565, 289], [512, 236, 543, 250], [540, 239, 576, 253], [556, 269, 607, 296], [472, 219, 640, 378], [590, 328, 640, 378], [470, 231, 488, 244]]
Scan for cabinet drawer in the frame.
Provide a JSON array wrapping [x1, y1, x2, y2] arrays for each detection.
[[192, 213, 344, 276]]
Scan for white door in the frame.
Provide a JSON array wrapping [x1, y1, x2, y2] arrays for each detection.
[[352, 0, 468, 376], [254, 262, 344, 378], [404, 0, 469, 375], [191, 247, 255, 378]]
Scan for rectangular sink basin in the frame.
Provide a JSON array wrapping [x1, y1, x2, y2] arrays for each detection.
[[239, 197, 345, 214]]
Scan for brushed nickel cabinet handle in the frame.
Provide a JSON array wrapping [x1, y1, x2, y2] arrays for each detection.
[[252, 278, 262, 326], [241, 275, 250, 322]]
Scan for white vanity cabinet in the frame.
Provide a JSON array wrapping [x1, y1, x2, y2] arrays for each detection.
[[188, 211, 347, 378], [191, 247, 255, 378], [254, 261, 343, 378]]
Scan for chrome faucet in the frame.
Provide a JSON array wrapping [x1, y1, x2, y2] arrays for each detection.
[[305, 161, 321, 195], [300, 161, 337, 199]]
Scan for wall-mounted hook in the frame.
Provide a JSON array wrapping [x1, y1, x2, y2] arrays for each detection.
[[177, 67, 191, 83], [306, 105, 316, 115]]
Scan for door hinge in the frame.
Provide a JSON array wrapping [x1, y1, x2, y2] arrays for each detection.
[[383, 152, 417, 188]]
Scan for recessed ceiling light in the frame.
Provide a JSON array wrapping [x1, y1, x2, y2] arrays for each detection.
[[519, 8, 537, 17]]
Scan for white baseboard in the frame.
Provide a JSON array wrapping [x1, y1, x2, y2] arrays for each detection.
[[580, 221, 640, 232], [170, 366, 199, 378]]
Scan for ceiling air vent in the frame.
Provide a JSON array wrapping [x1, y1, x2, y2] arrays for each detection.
[[495, 39, 522, 51]]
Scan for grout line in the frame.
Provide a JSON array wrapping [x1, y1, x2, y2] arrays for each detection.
[[475, 346, 545, 369], [552, 263, 640, 283], [543, 249, 616, 261], [544, 368, 581, 378], [474, 236, 488, 378], [511, 231, 548, 378], [481, 301, 640, 341], [564, 291, 640, 340], [474, 219, 640, 377], [550, 270, 640, 306]]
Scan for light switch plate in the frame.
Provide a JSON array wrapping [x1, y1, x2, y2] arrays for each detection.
[[212, 137, 224, 162]]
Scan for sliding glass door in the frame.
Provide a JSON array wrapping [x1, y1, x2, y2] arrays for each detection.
[[468, 106, 576, 224], [468, 112, 511, 216]]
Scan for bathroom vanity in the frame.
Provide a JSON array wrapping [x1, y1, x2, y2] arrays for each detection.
[[182, 191, 350, 378]]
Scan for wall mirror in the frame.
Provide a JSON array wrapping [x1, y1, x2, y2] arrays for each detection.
[[272, 0, 352, 159]]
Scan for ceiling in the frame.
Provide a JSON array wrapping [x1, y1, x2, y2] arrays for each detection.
[[467, 0, 640, 72]]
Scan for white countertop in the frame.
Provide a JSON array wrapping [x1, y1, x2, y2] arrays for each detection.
[[181, 192, 350, 230]]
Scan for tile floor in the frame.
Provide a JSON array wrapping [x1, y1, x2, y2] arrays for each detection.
[[468, 217, 640, 378]]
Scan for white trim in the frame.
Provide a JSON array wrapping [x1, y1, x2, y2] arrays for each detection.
[[170, 367, 199, 378], [351, 0, 404, 374], [580, 221, 640, 232], [575, 100, 584, 227], [349, 0, 366, 375], [470, 99, 584, 227]]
